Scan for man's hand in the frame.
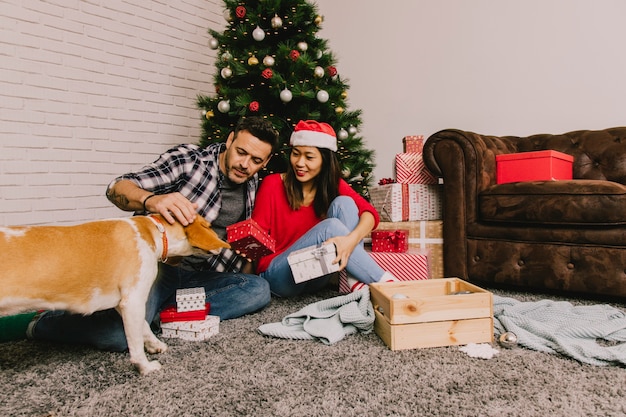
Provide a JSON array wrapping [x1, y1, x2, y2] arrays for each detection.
[[143, 192, 198, 226], [107, 179, 198, 225]]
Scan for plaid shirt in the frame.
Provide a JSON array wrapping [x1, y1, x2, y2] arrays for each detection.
[[113, 142, 256, 272]]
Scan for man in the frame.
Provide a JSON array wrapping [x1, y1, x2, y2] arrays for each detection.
[[27, 116, 279, 351]]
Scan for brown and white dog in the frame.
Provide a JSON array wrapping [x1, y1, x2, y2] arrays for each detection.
[[0, 214, 230, 375]]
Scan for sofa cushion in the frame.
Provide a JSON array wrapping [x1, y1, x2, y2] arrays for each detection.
[[479, 179, 626, 225]]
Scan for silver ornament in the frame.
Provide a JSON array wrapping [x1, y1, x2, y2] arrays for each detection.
[[252, 26, 265, 41], [337, 128, 348, 140], [391, 293, 409, 300], [217, 100, 230, 113], [316, 90, 329, 103], [297, 41, 308, 51], [348, 125, 358, 135], [262, 55, 275, 66], [498, 332, 518, 349], [313, 66, 324, 78], [271, 14, 283, 29], [279, 88, 293, 103], [220, 67, 232, 79], [208, 38, 219, 50]]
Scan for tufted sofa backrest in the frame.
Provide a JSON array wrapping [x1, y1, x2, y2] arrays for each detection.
[[510, 127, 626, 185]]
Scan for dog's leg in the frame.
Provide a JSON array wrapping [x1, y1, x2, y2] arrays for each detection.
[[143, 320, 167, 354], [116, 301, 162, 375]]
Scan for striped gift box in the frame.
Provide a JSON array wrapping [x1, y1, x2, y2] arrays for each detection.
[[369, 248, 431, 281], [394, 152, 437, 184], [338, 248, 431, 293]]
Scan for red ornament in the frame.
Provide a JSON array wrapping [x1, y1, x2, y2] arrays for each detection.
[[289, 50, 300, 61], [261, 68, 273, 79], [235, 6, 246, 18], [249, 101, 259, 112], [327, 66, 338, 77], [215, 85, 221, 94]]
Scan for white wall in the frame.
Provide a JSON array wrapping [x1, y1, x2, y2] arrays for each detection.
[[3, 1, 626, 225], [0, 0, 221, 226], [315, 0, 626, 182]]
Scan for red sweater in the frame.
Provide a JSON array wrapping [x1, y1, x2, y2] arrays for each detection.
[[251, 173, 380, 274]]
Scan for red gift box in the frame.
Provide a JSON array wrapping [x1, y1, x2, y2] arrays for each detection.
[[371, 229, 409, 253], [226, 218, 275, 259], [160, 303, 210, 323], [496, 150, 574, 184], [394, 153, 437, 184], [402, 135, 424, 153]]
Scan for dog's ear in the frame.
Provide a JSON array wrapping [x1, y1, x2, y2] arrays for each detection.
[[185, 217, 231, 252]]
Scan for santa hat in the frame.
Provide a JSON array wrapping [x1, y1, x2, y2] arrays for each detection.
[[289, 120, 337, 152]]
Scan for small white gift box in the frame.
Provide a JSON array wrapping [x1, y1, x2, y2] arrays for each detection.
[[161, 315, 220, 341], [175, 287, 206, 312], [287, 243, 340, 284]]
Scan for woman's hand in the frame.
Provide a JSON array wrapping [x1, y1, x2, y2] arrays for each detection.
[[325, 235, 359, 271]]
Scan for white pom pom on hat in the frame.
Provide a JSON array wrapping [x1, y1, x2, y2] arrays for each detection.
[[289, 120, 337, 152]]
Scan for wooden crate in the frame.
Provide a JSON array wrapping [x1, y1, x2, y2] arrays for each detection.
[[370, 278, 493, 350]]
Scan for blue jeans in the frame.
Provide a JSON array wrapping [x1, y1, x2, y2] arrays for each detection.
[[31, 264, 270, 352], [260, 196, 386, 297]]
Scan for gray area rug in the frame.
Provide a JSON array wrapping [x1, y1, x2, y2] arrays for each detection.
[[1, 286, 625, 417]]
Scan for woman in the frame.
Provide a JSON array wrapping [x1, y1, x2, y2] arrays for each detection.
[[251, 120, 397, 297]]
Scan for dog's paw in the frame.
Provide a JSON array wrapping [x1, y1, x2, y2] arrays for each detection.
[[145, 338, 168, 354], [137, 359, 162, 375]]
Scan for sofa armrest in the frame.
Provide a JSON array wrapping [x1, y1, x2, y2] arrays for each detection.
[[423, 129, 520, 278]]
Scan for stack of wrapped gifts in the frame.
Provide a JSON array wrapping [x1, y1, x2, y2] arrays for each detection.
[[368, 135, 444, 279], [338, 228, 432, 294], [159, 287, 219, 342]]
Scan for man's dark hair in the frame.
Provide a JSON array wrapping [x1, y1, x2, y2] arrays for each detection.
[[234, 117, 280, 152]]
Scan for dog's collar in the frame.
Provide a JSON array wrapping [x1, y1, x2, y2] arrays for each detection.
[[147, 215, 168, 263]]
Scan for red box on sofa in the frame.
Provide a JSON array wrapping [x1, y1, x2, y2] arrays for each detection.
[[496, 150, 574, 184]]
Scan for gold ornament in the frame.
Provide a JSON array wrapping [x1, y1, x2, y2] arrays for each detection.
[[248, 56, 259, 66], [205, 110, 214, 119], [314, 15, 323, 26], [341, 91, 348, 99], [335, 106, 344, 115]]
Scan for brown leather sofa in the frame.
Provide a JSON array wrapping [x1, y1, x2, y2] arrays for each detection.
[[422, 127, 626, 299]]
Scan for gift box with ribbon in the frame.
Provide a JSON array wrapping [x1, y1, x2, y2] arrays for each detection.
[[226, 218, 275, 259], [287, 243, 340, 284], [369, 183, 443, 222], [371, 229, 409, 253]]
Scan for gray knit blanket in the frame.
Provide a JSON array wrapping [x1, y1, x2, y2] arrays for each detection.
[[493, 295, 626, 366], [258, 288, 374, 345]]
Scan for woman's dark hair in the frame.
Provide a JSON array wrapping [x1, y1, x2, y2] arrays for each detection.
[[283, 147, 341, 218], [234, 116, 280, 152]]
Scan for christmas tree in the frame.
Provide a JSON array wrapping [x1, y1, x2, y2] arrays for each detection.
[[197, 0, 375, 196]]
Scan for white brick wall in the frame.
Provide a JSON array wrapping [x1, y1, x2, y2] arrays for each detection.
[[0, 0, 223, 226]]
